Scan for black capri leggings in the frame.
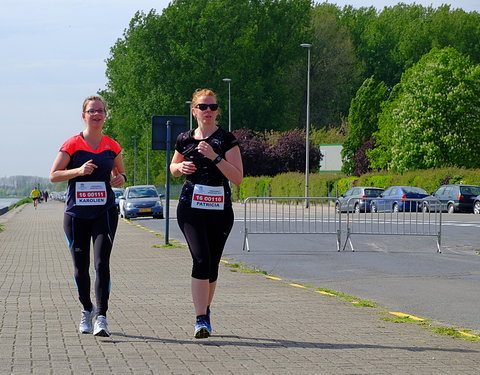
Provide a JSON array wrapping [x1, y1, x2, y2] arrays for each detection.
[[63, 206, 118, 316], [177, 203, 234, 282]]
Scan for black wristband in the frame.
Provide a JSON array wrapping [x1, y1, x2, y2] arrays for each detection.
[[212, 155, 222, 164], [120, 173, 127, 182]]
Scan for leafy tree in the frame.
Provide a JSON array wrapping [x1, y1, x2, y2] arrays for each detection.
[[269, 129, 321, 174], [310, 124, 347, 145], [340, 4, 480, 88], [232, 129, 274, 177], [353, 138, 375, 176], [341, 76, 387, 175], [101, 0, 311, 183], [369, 47, 480, 173], [233, 128, 321, 177], [287, 3, 360, 129]]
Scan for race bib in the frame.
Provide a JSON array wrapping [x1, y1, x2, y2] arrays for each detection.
[[191, 184, 224, 210], [75, 181, 107, 206]]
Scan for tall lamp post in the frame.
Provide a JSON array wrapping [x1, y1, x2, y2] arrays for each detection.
[[145, 128, 149, 184], [300, 43, 312, 208], [131, 135, 139, 185], [222, 78, 232, 132], [185, 101, 192, 130]]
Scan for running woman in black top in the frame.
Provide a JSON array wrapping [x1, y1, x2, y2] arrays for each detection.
[[170, 88, 243, 339], [50, 95, 126, 337]]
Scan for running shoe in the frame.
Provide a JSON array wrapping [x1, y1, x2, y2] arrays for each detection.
[[79, 306, 96, 334], [93, 315, 110, 337], [205, 307, 212, 334], [194, 315, 210, 339]]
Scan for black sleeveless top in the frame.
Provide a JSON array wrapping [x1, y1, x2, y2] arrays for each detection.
[[175, 127, 238, 207]]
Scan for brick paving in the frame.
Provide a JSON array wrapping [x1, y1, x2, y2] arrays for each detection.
[[0, 201, 478, 375]]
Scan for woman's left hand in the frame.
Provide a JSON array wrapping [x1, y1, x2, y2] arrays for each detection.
[[110, 167, 125, 187], [197, 141, 216, 160]]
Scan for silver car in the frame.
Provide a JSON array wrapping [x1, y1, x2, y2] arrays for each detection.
[[119, 185, 163, 219], [336, 186, 384, 213]]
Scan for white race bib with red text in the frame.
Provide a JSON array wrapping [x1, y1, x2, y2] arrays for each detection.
[[191, 184, 224, 210], [75, 181, 107, 206]]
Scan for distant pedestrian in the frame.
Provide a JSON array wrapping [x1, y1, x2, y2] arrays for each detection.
[[170, 88, 243, 338], [30, 186, 41, 209], [44, 190, 49, 202], [49, 95, 126, 337]]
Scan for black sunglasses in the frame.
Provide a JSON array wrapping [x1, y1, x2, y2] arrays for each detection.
[[195, 103, 219, 111]]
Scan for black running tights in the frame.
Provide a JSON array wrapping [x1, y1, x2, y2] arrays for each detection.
[[177, 203, 234, 282], [63, 207, 118, 316]]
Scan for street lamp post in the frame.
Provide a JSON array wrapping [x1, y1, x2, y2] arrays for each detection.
[[145, 129, 149, 184], [185, 101, 192, 130], [300, 43, 312, 208], [132, 135, 139, 185], [222, 78, 232, 132]]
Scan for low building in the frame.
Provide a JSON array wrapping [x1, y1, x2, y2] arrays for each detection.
[[319, 144, 343, 172]]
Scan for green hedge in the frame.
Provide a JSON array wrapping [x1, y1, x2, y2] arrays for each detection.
[[237, 167, 480, 199]]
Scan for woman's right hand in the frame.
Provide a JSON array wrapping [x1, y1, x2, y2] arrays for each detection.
[[77, 159, 98, 176], [179, 161, 196, 175]]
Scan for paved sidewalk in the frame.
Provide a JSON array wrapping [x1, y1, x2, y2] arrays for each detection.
[[0, 201, 478, 375]]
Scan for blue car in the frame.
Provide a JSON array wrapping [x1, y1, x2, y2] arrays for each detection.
[[119, 185, 164, 219], [112, 187, 125, 214], [370, 186, 428, 213]]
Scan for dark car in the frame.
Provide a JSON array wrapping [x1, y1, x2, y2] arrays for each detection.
[[474, 195, 480, 215], [112, 188, 125, 214], [119, 185, 164, 219], [335, 186, 384, 213], [422, 184, 480, 214], [371, 186, 428, 213]]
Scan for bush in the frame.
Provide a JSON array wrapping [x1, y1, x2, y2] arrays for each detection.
[[233, 128, 322, 177], [235, 167, 480, 201]]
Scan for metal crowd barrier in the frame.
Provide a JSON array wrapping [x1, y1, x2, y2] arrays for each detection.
[[342, 197, 442, 253], [242, 197, 340, 252], [242, 196, 443, 253]]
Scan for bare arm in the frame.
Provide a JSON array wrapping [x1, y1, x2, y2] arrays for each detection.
[[170, 150, 197, 177], [49, 151, 98, 182], [216, 145, 243, 186], [110, 153, 126, 187], [197, 142, 243, 186]]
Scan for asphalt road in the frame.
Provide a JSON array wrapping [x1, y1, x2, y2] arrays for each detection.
[[132, 201, 480, 333]]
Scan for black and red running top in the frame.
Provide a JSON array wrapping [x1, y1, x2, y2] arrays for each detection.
[[60, 132, 122, 219]]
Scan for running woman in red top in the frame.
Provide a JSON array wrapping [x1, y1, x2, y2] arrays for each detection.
[[50, 95, 126, 337]]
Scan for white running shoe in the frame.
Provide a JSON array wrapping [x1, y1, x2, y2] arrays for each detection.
[[93, 315, 110, 337], [79, 306, 96, 334]]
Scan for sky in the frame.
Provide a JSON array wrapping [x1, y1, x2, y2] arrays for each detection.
[[0, 0, 478, 179]]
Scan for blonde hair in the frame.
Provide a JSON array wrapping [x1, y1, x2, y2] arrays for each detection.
[[82, 95, 107, 112]]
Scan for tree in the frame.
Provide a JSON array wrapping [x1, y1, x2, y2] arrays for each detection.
[[101, 0, 311, 183], [341, 76, 387, 175], [232, 129, 274, 177], [233, 129, 322, 177], [286, 3, 360, 129], [368, 47, 480, 173], [339, 4, 480, 88], [269, 129, 322, 174], [353, 138, 376, 176]]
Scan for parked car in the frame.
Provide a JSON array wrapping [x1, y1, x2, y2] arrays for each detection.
[[422, 184, 480, 214], [112, 187, 125, 214], [335, 186, 384, 213], [473, 195, 480, 215], [119, 185, 164, 219], [370, 186, 428, 213]]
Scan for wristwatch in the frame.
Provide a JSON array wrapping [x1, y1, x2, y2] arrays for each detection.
[[213, 155, 223, 164]]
